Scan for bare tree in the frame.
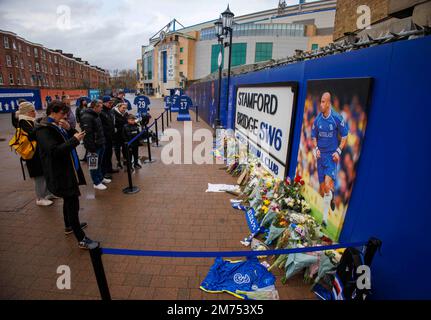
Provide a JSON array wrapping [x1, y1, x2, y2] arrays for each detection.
[[110, 69, 137, 90]]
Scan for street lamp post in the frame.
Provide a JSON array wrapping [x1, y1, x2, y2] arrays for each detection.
[[214, 18, 224, 130], [221, 5, 234, 128]]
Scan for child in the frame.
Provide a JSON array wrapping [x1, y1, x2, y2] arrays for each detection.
[[122, 114, 142, 169]]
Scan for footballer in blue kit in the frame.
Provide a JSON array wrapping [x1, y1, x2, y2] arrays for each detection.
[[311, 92, 349, 228]]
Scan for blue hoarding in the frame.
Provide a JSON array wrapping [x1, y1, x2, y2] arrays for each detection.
[[0, 88, 42, 113]]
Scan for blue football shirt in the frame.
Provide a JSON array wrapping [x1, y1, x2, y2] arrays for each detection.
[[311, 108, 348, 153], [134, 95, 150, 115]]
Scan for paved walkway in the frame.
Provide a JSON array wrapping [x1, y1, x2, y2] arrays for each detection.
[[0, 99, 315, 300]]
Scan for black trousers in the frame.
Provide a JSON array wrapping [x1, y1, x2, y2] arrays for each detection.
[[63, 195, 85, 242], [128, 145, 139, 165], [102, 139, 114, 174], [114, 141, 127, 164]]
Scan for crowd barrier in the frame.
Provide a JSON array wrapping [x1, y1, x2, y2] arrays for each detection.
[[88, 240, 371, 300]]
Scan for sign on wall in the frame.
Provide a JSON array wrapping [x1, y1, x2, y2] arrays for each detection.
[[88, 89, 100, 101], [0, 88, 42, 113], [234, 83, 297, 179], [167, 47, 175, 81]]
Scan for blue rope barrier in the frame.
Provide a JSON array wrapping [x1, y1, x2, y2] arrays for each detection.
[[126, 114, 162, 146], [102, 241, 367, 258]]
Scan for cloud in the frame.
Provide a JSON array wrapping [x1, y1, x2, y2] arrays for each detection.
[[0, 0, 300, 71]]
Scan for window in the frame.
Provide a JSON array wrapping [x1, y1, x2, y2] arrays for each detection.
[[180, 59, 184, 65], [231, 43, 247, 67], [311, 43, 319, 51], [4, 36, 9, 49], [34, 48, 38, 57], [210, 44, 224, 73], [22, 77, 26, 85], [27, 46, 30, 56], [14, 56, 19, 67], [9, 73, 14, 85], [35, 62, 40, 72], [29, 63, 32, 71], [54, 55, 58, 63], [6, 55, 12, 67], [0, 73, 3, 85], [255, 42, 273, 63], [48, 54, 52, 62], [180, 47, 184, 53], [20, 59, 24, 69], [12, 40, 17, 50], [18, 43, 22, 53], [17, 75, 20, 85]]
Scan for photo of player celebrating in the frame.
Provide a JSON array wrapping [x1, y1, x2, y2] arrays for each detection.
[[296, 78, 372, 240], [312, 92, 348, 228]]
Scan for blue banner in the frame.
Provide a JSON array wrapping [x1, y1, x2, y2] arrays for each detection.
[[245, 207, 261, 235], [88, 89, 100, 101], [164, 96, 171, 110], [0, 88, 42, 113]]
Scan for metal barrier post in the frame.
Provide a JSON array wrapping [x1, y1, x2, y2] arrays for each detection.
[[154, 118, 159, 147], [89, 245, 111, 301], [169, 108, 172, 122], [195, 105, 199, 122], [122, 142, 140, 194], [143, 126, 155, 163], [161, 112, 165, 132], [166, 109, 169, 127]]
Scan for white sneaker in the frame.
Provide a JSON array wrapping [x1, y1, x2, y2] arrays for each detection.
[[94, 183, 107, 190], [102, 178, 112, 184], [36, 199, 53, 206]]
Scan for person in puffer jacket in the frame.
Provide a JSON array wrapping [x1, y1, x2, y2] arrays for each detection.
[[122, 114, 141, 169], [79, 99, 109, 190], [112, 102, 129, 169]]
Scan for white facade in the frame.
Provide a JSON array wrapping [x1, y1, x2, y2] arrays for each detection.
[[194, 35, 309, 79]]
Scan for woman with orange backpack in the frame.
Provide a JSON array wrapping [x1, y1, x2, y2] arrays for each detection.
[[16, 102, 56, 206]]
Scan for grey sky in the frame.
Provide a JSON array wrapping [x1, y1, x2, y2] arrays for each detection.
[[0, 0, 304, 71]]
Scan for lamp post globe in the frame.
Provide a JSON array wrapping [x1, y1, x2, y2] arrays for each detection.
[[221, 5, 234, 31]]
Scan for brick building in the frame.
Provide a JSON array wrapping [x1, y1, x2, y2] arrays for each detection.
[[0, 29, 109, 89]]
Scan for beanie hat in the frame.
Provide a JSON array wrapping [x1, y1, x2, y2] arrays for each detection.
[[18, 101, 35, 115]]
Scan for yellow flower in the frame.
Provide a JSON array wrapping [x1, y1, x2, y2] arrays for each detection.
[[263, 199, 270, 206], [266, 181, 272, 188], [261, 206, 269, 213]]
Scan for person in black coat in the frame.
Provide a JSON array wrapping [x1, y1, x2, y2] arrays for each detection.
[[80, 100, 109, 190], [112, 102, 128, 169], [99, 96, 118, 178], [75, 97, 88, 127], [35, 101, 98, 250], [17, 102, 55, 206], [122, 114, 142, 169]]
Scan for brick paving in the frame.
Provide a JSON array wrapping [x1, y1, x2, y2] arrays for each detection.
[[0, 99, 315, 300]]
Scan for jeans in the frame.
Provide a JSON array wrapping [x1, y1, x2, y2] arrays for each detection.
[[89, 146, 105, 185], [63, 195, 85, 242], [33, 175, 51, 199]]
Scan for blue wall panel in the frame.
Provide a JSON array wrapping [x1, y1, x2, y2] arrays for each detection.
[[187, 35, 431, 299]]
